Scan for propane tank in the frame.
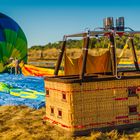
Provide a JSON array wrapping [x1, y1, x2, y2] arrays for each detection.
[[103, 17, 114, 30], [116, 17, 125, 31]]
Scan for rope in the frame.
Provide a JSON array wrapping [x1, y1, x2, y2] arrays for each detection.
[[118, 37, 131, 59]]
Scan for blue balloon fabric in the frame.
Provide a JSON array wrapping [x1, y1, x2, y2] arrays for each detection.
[[0, 73, 45, 109]]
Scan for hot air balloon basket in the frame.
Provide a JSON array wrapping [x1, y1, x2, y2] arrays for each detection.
[[44, 74, 140, 136]]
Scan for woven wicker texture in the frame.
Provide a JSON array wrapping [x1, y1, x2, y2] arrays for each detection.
[[45, 77, 140, 133]]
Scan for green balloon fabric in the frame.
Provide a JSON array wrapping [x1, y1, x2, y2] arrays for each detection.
[[0, 13, 27, 72]]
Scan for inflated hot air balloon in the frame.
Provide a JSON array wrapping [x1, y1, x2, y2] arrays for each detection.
[[0, 13, 27, 72]]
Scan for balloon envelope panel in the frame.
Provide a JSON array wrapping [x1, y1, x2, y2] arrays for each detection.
[[0, 13, 27, 72]]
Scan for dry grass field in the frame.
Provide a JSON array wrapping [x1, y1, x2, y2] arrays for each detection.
[[28, 48, 140, 66], [28, 48, 140, 59], [1, 48, 140, 140], [28, 48, 115, 61], [1, 106, 140, 140]]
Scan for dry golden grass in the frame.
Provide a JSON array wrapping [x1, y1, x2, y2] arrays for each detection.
[[28, 48, 140, 68], [0, 106, 140, 140], [28, 48, 140, 60], [0, 106, 66, 140], [5, 48, 139, 139]]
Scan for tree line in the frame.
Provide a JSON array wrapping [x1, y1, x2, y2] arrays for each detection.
[[29, 34, 140, 50]]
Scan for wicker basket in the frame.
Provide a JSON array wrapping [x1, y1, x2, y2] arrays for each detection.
[[44, 74, 140, 136]]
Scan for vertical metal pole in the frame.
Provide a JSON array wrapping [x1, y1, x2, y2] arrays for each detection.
[[129, 37, 139, 70], [80, 32, 90, 80], [109, 33, 117, 76], [40, 47, 44, 59], [54, 36, 66, 75]]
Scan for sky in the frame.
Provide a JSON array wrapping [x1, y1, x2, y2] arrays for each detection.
[[1, 0, 140, 47]]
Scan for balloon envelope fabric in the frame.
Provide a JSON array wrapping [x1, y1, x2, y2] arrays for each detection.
[[0, 13, 27, 72], [0, 73, 45, 109]]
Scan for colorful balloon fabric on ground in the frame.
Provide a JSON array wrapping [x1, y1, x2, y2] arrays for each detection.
[[0, 74, 45, 109], [0, 82, 45, 101], [0, 13, 27, 72]]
